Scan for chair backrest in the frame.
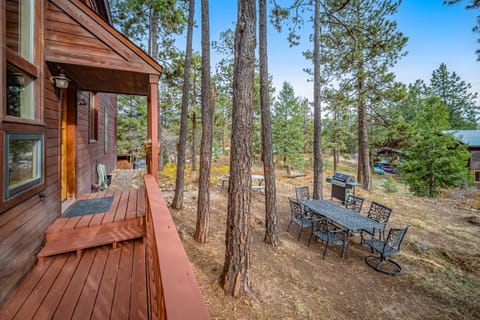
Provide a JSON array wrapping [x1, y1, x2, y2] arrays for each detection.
[[366, 201, 392, 224], [288, 197, 305, 219], [295, 186, 310, 201], [345, 194, 364, 213], [311, 214, 329, 232], [384, 225, 411, 253]]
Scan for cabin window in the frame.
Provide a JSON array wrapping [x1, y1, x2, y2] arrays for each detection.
[[474, 170, 480, 184], [89, 92, 99, 143], [104, 108, 108, 153], [4, 133, 44, 199], [6, 63, 35, 119], [6, 0, 34, 62]]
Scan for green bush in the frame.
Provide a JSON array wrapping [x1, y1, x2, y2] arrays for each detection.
[[382, 176, 398, 193]]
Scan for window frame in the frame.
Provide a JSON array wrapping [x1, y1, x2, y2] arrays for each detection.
[[89, 92, 98, 143], [1, 0, 45, 213], [4, 132, 44, 199]]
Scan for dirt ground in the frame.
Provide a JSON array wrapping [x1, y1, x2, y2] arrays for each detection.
[[150, 163, 480, 319]]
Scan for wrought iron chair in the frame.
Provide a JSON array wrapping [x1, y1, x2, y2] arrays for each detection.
[[287, 198, 313, 240], [308, 215, 348, 259], [361, 201, 392, 243], [345, 194, 365, 214], [295, 186, 310, 201], [363, 225, 410, 275]]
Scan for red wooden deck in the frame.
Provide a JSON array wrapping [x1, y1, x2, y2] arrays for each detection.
[[0, 189, 148, 320], [0, 239, 147, 320], [37, 189, 145, 262]]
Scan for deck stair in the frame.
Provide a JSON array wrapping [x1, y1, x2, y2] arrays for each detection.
[[37, 190, 146, 263]]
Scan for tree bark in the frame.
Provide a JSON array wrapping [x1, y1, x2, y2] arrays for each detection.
[[259, 0, 279, 246], [172, 0, 194, 209], [356, 66, 372, 191], [195, 0, 213, 243], [312, 0, 323, 200], [222, 0, 256, 297], [191, 110, 197, 171]]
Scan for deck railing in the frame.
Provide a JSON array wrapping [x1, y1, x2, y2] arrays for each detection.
[[144, 175, 210, 320]]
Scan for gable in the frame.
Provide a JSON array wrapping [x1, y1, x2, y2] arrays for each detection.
[[45, 0, 162, 95]]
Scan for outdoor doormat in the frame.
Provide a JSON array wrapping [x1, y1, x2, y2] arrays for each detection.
[[64, 197, 114, 218]]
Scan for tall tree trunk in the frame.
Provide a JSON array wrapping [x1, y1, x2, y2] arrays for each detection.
[[312, 0, 323, 200], [191, 71, 198, 172], [356, 66, 372, 190], [222, 0, 256, 297], [195, 0, 213, 243], [191, 111, 197, 171], [172, 0, 194, 209], [259, 0, 279, 246]]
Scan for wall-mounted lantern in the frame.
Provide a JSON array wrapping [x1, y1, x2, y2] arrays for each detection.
[[50, 72, 70, 89]]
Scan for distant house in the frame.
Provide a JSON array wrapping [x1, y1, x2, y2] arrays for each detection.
[[444, 130, 480, 184]]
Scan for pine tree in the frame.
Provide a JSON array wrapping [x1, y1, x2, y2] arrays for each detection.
[[430, 63, 479, 129], [400, 97, 472, 197]]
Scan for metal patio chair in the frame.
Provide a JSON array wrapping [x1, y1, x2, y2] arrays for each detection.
[[308, 215, 348, 259], [363, 225, 411, 275], [287, 197, 313, 240], [361, 201, 392, 243], [295, 186, 310, 201], [345, 194, 365, 214]]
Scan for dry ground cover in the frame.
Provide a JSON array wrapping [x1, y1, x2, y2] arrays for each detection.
[[158, 163, 480, 319]]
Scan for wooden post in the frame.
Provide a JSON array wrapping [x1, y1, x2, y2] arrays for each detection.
[[148, 75, 159, 181]]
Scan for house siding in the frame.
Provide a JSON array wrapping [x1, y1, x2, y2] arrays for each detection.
[[76, 91, 117, 196], [0, 71, 60, 305]]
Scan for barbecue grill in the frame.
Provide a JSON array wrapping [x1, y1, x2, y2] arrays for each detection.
[[326, 172, 356, 203]]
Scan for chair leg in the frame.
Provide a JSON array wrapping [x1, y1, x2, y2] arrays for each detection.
[[287, 220, 293, 232], [308, 232, 314, 246], [297, 228, 302, 240], [365, 254, 403, 276], [322, 241, 329, 259]]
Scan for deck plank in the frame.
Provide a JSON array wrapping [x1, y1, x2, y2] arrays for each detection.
[[90, 246, 122, 320], [13, 255, 69, 320], [75, 214, 95, 229], [137, 189, 145, 220], [130, 239, 148, 319], [71, 247, 109, 320], [52, 249, 97, 320], [113, 190, 130, 222], [32, 254, 80, 319], [46, 218, 69, 234], [102, 191, 121, 224], [89, 211, 106, 226], [61, 216, 82, 231], [110, 242, 134, 319], [0, 259, 54, 319], [125, 189, 138, 221]]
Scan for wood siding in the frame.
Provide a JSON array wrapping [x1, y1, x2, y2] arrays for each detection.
[[0, 70, 60, 305], [75, 91, 117, 196]]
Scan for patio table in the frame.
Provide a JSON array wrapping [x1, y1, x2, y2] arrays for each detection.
[[299, 199, 384, 257]]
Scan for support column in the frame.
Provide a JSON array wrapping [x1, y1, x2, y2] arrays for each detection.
[[148, 75, 159, 180]]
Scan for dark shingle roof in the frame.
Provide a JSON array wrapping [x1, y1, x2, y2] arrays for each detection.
[[443, 130, 480, 147]]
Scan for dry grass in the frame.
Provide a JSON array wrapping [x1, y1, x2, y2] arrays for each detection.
[[158, 161, 480, 319]]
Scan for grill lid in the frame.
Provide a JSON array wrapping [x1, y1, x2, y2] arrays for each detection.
[[332, 172, 355, 183]]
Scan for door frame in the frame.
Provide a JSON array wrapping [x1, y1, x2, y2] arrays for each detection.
[[61, 87, 77, 201]]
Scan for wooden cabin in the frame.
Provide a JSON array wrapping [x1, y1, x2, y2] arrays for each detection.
[[1, 1, 208, 318], [444, 130, 480, 185]]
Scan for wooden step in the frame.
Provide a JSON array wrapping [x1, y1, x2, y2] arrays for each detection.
[[45, 216, 144, 242], [38, 224, 145, 263]]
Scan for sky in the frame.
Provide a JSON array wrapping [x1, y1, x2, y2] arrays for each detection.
[[184, 0, 480, 102]]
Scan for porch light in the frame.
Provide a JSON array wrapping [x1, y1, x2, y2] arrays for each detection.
[[50, 73, 70, 89]]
